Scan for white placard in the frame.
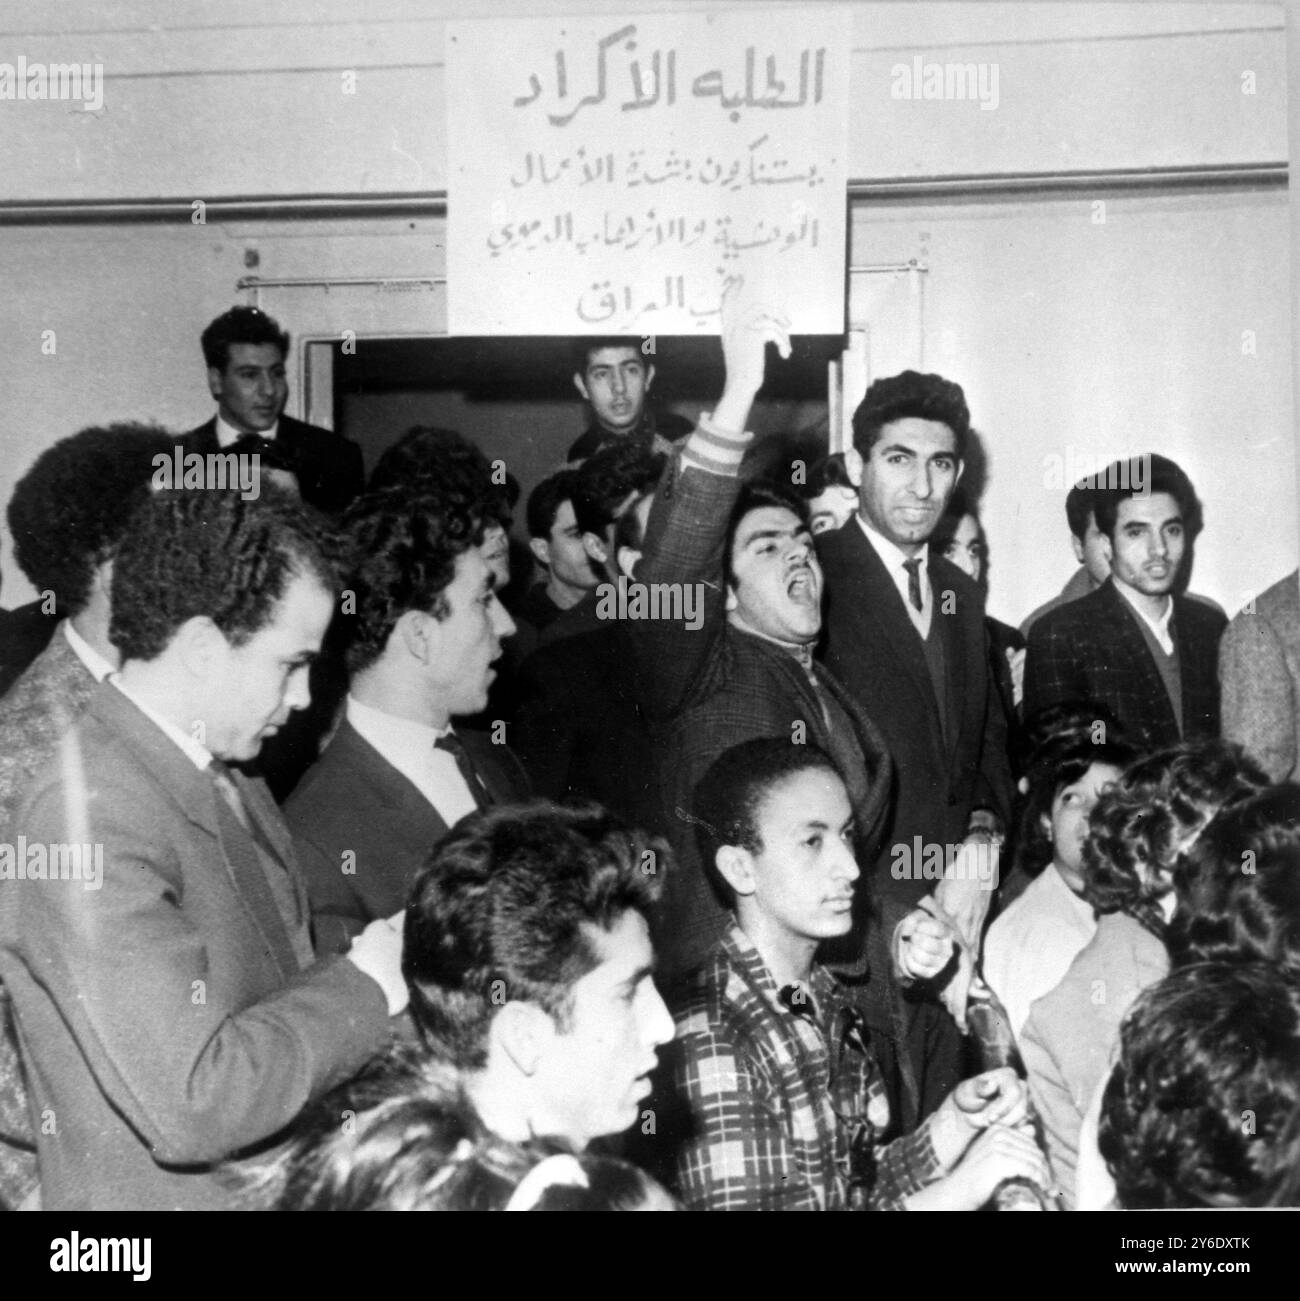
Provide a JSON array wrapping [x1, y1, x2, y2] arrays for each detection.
[[446, 9, 851, 336]]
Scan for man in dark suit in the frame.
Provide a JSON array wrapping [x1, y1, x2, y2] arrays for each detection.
[[182, 305, 364, 514], [817, 370, 1014, 1117], [0, 422, 172, 1210], [625, 303, 958, 1131], [1025, 455, 1226, 751], [0, 486, 404, 1210], [286, 484, 527, 956]]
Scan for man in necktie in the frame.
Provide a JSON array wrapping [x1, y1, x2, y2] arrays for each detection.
[[286, 482, 530, 956], [818, 370, 1015, 1122], [0, 485, 405, 1210]]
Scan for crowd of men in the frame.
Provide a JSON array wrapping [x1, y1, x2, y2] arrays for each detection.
[[0, 301, 1295, 1212]]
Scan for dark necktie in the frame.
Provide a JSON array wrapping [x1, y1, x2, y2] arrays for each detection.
[[902, 558, 924, 613], [209, 758, 251, 831], [435, 732, 492, 810]]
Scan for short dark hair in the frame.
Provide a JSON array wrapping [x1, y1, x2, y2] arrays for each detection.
[[723, 479, 812, 593], [1065, 480, 1098, 542], [1168, 784, 1300, 973], [1011, 721, 1137, 880], [200, 306, 290, 373], [7, 422, 174, 618], [571, 337, 649, 376], [799, 452, 853, 499], [1100, 962, 1300, 1208], [109, 484, 337, 664], [403, 802, 665, 1071], [850, 370, 970, 462], [526, 470, 579, 541], [691, 739, 843, 909], [1082, 741, 1267, 938], [570, 441, 664, 538], [1092, 453, 1203, 541], [339, 484, 485, 674], [368, 426, 512, 529]]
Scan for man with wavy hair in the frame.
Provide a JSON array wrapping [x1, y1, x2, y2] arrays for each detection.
[[0, 486, 405, 1209]]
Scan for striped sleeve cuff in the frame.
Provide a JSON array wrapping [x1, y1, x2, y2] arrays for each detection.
[[679, 410, 754, 478]]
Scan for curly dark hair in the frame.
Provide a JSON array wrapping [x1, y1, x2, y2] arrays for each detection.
[[570, 441, 665, 538], [200, 306, 289, 372], [691, 738, 843, 909], [851, 369, 970, 462], [368, 426, 514, 529], [1010, 721, 1137, 880], [1081, 741, 1267, 939], [338, 484, 485, 674], [403, 801, 664, 1072], [526, 469, 580, 541], [7, 422, 175, 618], [109, 482, 336, 663], [1099, 962, 1300, 1208], [798, 451, 853, 500], [1168, 784, 1300, 973]]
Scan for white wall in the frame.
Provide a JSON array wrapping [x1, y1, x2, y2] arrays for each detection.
[[0, 1, 1293, 621]]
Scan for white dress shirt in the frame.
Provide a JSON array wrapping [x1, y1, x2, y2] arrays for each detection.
[[109, 680, 214, 772], [1112, 578, 1175, 655], [62, 620, 114, 684], [855, 515, 932, 638], [346, 695, 478, 827], [215, 413, 279, 449]]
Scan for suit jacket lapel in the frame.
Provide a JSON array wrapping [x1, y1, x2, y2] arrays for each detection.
[[335, 720, 452, 836], [841, 526, 947, 755], [1100, 582, 1179, 737]]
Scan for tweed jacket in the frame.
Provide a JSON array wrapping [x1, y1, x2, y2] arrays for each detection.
[[0, 683, 390, 1210], [1220, 570, 1300, 781], [286, 718, 531, 955], [0, 626, 100, 1208], [1024, 577, 1227, 751]]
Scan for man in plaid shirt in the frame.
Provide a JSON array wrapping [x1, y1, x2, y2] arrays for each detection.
[[669, 739, 1050, 1210]]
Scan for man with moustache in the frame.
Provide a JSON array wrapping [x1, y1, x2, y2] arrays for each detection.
[[286, 485, 528, 957], [1025, 455, 1225, 750], [625, 301, 952, 1137], [816, 370, 1014, 1122]]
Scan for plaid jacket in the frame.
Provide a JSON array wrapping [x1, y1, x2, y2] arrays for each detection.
[[670, 926, 941, 1211], [1024, 578, 1226, 750]]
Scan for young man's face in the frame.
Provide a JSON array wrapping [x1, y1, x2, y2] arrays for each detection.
[[808, 485, 858, 535], [940, 512, 985, 584], [727, 505, 822, 645], [1071, 511, 1112, 586], [530, 910, 673, 1148], [1105, 492, 1185, 598], [851, 417, 961, 555], [206, 570, 332, 762], [574, 347, 653, 435], [208, 342, 288, 435], [738, 768, 859, 943], [424, 547, 515, 719], [1043, 760, 1123, 894], [537, 499, 599, 591]]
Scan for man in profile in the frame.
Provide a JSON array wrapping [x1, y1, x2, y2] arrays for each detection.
[[183, 305, 363, 514], [0, 486, 404, 1210], [403, 802, 676, 1151]]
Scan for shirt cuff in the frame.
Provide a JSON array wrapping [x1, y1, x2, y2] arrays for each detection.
[[679, 410, 753, 477]]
